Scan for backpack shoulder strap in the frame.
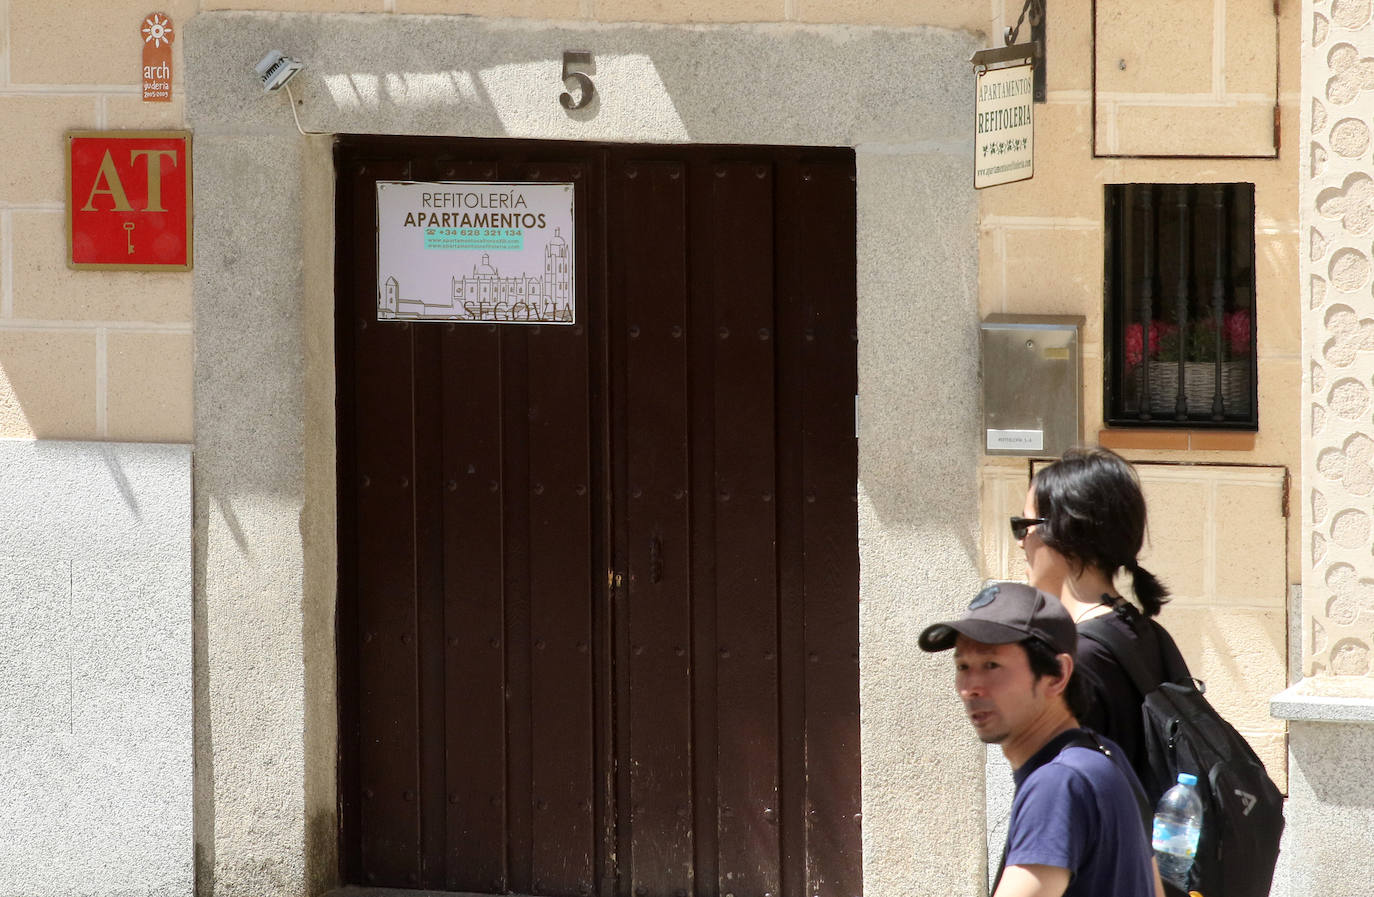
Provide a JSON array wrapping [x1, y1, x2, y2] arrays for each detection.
[[1078, 613, 1161, 697], [1067, 729, 1153, 838], [1148, 619, 1193, 685], [1079, 599, 1197, 692]]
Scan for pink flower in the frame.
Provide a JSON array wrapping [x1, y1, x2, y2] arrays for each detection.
[[1224, 310, 1251, 355], [1125, 324, 1145, 367], [1124, 320, 1170, 367]]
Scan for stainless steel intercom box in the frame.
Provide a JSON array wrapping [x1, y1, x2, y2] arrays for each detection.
[[981, 314, 1084, 457]]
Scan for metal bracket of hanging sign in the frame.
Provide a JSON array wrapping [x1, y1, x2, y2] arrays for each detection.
[[1028, 10, 1046, 102], [983, 0, 1047, 102], [970, 43, 1037, 72]]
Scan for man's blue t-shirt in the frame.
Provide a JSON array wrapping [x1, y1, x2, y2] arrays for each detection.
[[1004, 729, 1156, 897]]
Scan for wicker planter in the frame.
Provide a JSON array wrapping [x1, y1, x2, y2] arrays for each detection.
[[1134, 360, 1251, 417]]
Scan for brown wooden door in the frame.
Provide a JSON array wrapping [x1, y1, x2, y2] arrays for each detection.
[[335, 136, 859, 897]]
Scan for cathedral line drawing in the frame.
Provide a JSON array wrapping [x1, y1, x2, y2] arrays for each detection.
[[378, 226, 574, 324]]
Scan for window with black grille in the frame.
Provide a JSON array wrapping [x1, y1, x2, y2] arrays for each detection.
[[1104, 183, 1258, 429]]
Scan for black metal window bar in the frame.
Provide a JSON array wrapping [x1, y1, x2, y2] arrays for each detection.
[[1105, 183, 1258, 429]]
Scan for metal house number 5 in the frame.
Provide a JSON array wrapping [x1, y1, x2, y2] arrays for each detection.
[[560, 50, 596, 110]]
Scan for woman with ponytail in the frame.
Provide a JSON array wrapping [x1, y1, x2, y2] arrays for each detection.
[[1014, 445, 1179, 799]]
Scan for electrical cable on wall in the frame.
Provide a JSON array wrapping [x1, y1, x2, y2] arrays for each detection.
[[283, 82, 324, 136], [255, 50, 322, 136]]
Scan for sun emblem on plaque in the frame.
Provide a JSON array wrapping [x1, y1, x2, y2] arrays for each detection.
[[142, 13, 174, 49]]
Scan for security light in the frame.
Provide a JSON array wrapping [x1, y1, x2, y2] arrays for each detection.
[[255, 51, 304, 93]]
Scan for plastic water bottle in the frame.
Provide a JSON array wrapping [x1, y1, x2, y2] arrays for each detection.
[[1151, 772, 1204, 890]]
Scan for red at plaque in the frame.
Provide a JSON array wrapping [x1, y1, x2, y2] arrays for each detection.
[[67, 130, 192, 270]]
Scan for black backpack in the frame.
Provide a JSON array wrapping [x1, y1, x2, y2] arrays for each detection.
[[1079, 614, 1285, 897]]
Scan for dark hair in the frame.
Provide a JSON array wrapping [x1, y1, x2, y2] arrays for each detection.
[[1023, 636, 1091, 722], [1031, 446, 1171, 617]]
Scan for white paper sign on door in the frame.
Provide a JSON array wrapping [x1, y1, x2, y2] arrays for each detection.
[[376, 180, 575, 324]]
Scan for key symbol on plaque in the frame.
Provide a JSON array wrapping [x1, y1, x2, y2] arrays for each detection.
[[123, 222, 135, 255]]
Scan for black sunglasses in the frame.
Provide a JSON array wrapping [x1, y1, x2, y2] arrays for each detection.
[[1010, 516, 1046, 540]]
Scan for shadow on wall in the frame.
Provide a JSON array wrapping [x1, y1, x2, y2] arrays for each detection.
[[1283, 721, 1374, 894], [0, 362, 34, 436], [1289, 722, 1374, 808], [0, 357, 61, 439], [184, 12, 983, 538], [100, 444, 143, 518], [193, 467, 217, 897], [186, 14, 973, 148], [321, 58, 689, 141], [1157, 601, 1288, 697]]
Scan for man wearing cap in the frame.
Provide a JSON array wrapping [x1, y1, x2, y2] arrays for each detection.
[[920, 581, 1163, 897]]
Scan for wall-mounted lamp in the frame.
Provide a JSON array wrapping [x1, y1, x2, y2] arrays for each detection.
[[254, 50, 320, 136], [255, 50, 304, 93]]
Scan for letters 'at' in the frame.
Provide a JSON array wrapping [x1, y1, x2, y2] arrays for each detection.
[[81, 149, 179, 213]]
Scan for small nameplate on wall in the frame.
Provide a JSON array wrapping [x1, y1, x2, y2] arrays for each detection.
[[986, 429, 1044, 452], [141, 13, 174, 102]]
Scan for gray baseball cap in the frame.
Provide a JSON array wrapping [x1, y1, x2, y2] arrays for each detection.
[[918, 582, 1076, 656]]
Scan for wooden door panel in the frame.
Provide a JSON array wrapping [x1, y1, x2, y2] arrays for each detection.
[[348, 156, 425, 888], [614, 158, 695, 897], [415, 156, 515, 895], [773, 158, 809, 897], [440, 319, 509, 894], [703, 160, 781, 897], [791, 161, 861, 897], [515, 157, 598, 897], [413, 320, 449, 885], [336, 138, 859, 897]]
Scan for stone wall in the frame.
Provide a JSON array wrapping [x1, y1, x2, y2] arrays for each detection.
[[978, 0, 1301, 784], [1303, 0, 1374, 681], [0, 440, 192, 897], [185, 11, 984, 897]]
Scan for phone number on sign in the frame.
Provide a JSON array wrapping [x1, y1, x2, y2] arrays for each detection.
[[425, 228, 524, 237]]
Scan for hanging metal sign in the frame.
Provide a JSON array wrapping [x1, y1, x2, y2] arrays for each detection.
[[376, 180, 575, 324], [971, 45, 1035, 189]]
